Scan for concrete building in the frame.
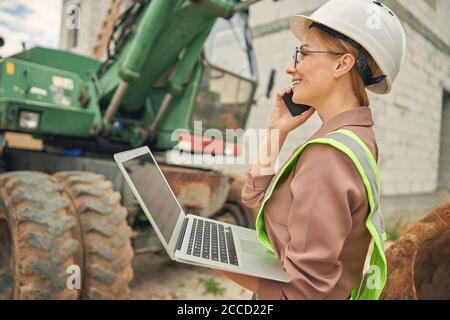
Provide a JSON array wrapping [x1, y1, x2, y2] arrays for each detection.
[[59, 0, 450, 226]]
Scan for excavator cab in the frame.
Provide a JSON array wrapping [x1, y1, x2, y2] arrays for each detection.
[[192, 12, 258, 134]]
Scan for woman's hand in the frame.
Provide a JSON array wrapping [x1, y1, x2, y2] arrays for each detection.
[[269, 87, 316, 135], [213, 269, 260, 293]]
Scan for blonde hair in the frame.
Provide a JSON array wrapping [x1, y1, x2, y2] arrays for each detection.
[[310, 25, 380, 107]]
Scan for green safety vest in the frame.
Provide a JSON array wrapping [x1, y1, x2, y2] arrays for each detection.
[[255, 129, 387, 300]]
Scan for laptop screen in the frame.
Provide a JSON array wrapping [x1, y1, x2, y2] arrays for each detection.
[[122, 153, 182, 244]]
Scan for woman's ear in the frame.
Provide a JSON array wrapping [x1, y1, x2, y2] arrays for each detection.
[[334, 53, 355, 79]]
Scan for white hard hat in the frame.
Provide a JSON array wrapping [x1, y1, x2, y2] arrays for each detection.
[[290, 0, 406, 94]]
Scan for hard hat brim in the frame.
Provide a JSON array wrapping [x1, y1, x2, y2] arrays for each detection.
[[290, 15, 314, 43]]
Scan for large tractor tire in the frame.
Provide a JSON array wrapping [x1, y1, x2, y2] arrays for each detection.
[[54, 171, 134, 300], [382, 202, 450, 299], [0, 171, 134, 300], [0, 171, 79, 299]]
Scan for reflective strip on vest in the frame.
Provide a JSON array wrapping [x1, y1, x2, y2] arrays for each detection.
[[327, 131, 385, 241], [255, 129, 387, 300]]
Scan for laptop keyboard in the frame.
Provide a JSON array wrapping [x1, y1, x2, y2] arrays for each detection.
[[186, 218, 239, 266]]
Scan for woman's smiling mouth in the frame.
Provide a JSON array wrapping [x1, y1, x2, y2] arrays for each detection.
[[292, 79, 303, 88]]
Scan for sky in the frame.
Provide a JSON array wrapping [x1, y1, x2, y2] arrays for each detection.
[[0, 0, 62, 57]]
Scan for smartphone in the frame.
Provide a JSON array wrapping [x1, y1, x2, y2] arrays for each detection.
[[282, 91, 311, 117]]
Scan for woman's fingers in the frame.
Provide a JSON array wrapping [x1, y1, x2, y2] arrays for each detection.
[[276, 87, 292, 100], [276, 90, 284, 101]]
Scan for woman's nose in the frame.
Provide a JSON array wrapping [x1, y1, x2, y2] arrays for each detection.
[[286, 64, 296, 75]]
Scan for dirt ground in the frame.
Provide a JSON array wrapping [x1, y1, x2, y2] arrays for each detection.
[[128, 239, 395, 300], [129, 251, 253, 300]]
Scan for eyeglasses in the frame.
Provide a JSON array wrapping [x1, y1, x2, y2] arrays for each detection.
[[293, 46, 345, 68]]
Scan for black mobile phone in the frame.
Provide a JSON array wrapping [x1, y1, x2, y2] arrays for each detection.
[[282, 91, 311, 117]]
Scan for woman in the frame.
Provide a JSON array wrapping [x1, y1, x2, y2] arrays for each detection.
[[215, 0, 406, 300]]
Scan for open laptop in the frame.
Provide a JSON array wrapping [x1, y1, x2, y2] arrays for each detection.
[[114, 146, 290, 282]]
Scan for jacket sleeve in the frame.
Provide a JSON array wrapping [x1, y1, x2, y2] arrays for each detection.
[[240, 170, 275, 209], [256, 144, 367, 300]]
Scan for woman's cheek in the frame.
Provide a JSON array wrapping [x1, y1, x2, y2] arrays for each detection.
[[292, 85, 308, 104]]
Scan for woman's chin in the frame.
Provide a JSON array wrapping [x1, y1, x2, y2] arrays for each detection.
[[292, 92, 309, 105]]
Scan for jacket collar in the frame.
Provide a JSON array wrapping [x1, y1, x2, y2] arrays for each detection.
[[283, 106, 375, 163], [309, 106, 374, 141]]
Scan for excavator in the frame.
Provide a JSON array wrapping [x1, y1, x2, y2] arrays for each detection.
[[0, 0, 268, 299], [0, 0, 448, 300]]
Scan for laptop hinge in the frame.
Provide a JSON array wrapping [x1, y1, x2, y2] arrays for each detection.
[[175, 217, 189, 251]]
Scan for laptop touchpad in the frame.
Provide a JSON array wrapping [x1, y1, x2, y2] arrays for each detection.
[[239, 238, 263, 255]]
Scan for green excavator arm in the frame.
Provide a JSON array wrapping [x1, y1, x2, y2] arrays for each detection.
[[0, 0, 261, 151]]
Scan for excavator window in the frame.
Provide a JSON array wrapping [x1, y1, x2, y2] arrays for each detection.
[[192, 13, 257, 135]]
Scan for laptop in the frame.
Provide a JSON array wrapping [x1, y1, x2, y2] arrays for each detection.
[[114, 146, 290, 282]]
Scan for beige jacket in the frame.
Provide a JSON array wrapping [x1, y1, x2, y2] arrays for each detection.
[[241, 107, 378, 300]]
